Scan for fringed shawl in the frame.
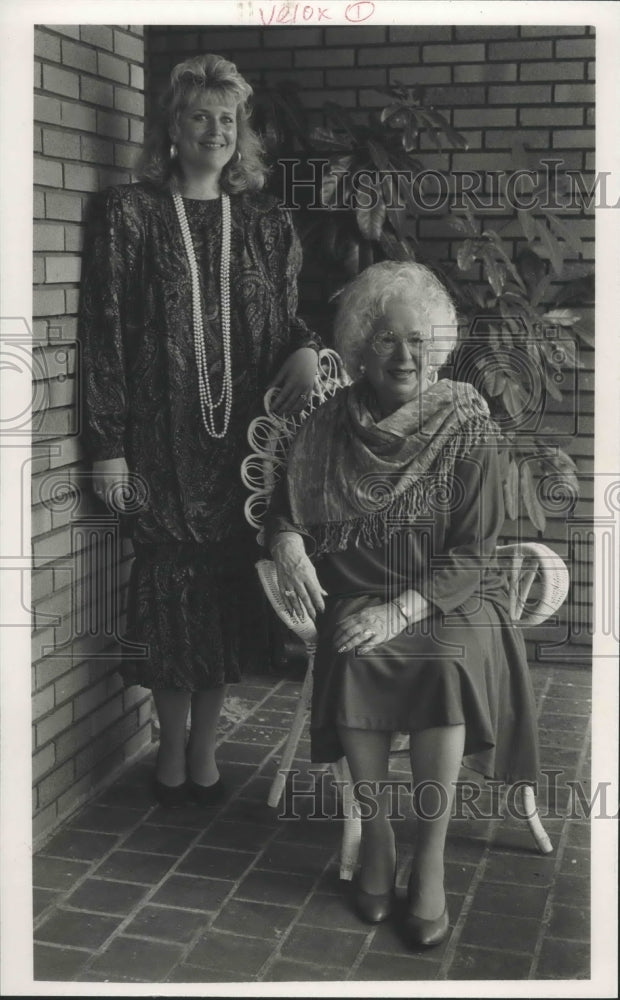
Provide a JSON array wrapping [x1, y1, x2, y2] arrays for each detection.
[[286, 379, 500, 556]]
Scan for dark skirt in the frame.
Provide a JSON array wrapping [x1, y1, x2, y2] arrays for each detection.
[[120, 539, 270, 691], [310, 592, 540, 784]]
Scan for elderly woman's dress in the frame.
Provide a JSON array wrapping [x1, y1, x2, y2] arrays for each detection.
[[267, 383, 539, 783], [79, 181, 319, 690]]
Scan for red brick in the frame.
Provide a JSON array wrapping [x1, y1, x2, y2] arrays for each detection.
[[35, 30, 62, 60], [42, 129, 81, 160], [520, 61, 585, 82], [425, 85, 485, 106], [113, 87, 144, 116], [321, 25, 384, 44], [47, 376, 77, 409], [37, 760, 76, 809], [587, 62, 595, 81], [305, 89, 356, 109], [97, 110, 129, 140], [61, 102, 97, 132], [454, 63, 517, 84], [389, 66, 450, 86], [61, 39, 97, 73], [80, 75, 114, 107], [489, 40, 553, 60], [130, 64, 144, 90], [455, 26, 519, 40], [33, 685, 55, 721], [45, 256, 82, 284], [555, 83, 595, 103], [55, 663, 92, 705], [64, 163, 99, 192], [454, 107, 517, 128], [423, 43, 485, 63], [389, 26, 451, 42], [32, 568, 55, 602], [31, 499, 53, 534], [34, 95, 62, 125], [79, 25, 114, 50], [33, 288, 65, 317], [34, 158, 63, 188], [552, 129, 595, 149], [520, 26, 587, 38], [520, 107, 584, 127], [358, 45, 418, 66], [33, 744, 56, 781], [264, 27, 323, 47], [42, 64, 80, 100], [113, 29, 144, 62], [51, 25, 80, 40], [34, 125, 43, 153], [98, 51, 130, 84], [35, 702, 73, 747], [64, 289, 80, 313], [486, 128, 549, 149], [556, 39, 595, 59], [197, 28, 260, 50], [235, 49, 292, 70], [113, 143, 140, 169], [81, 135, 114, 165], [326, 67, 386, 87], [45, 192, 83, 222], [129, 120, 144, 143], [34, 60, 42, 88], [488, 84, 552, 104], [33, 803, 59, 840]]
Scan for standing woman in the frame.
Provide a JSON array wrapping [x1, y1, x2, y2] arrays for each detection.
[[79, 54, 320, 806]]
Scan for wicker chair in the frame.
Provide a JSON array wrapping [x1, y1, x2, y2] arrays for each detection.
[[242, 349, 570, 879]]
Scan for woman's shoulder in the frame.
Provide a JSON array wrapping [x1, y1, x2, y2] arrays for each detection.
[[236, 190, 292, 225], [96, 180, 166, 213]]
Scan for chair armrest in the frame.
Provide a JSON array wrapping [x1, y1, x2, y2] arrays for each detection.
[[496, 543, 570, 625]]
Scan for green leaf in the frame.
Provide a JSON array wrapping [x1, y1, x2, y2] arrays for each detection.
[[504, 459, 519, 520], [520, 460, 547, 532], [533, 217, 564, 276], [483, 256, 507, 297], [342, 237, 360, 277], [542, 309, 582, 327], [517, 209, 537, 243], [356, 186, 387, 241], [378, 230, 416, 261], [501, 377, 529, 418], [457, 239, 476, 271], [544, 211, 585, 255]]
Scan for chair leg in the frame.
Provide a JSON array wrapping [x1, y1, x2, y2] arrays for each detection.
[[521, 783, 553, 854], [331, 756, 361, 881], [267, 649, 314, 808]]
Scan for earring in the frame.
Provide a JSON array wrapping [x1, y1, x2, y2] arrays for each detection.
[[359, 364, 366, 375], [169, 143, 178, 160], [232, 149, 241, 165], [427, 369, 438, 385]]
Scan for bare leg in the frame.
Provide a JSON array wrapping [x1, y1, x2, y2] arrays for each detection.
[[187, 686, 228, 786], [338, 727, 395, 895], [408, 723, 465, 920], [152, 689, 191, 787]]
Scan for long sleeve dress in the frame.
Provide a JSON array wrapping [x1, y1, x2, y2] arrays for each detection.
[[79, 181, 320, 690], [267, 440, 540, 784]]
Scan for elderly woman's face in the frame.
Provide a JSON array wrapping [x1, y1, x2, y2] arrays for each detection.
[[361, 298, 439, 415], [172, 90, 238, 177]]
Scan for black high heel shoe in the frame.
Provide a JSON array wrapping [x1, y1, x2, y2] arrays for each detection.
[[187, 776, 226, 806], [403, 873, 450, 948], [153, 779, 188, 808], [352, 855, 397, 924]]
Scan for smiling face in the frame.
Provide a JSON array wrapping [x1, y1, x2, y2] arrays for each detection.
[[171, 89, 239, 180], [361, 298, 441, 416]]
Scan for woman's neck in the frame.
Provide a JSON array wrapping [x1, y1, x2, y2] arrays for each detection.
[[175, 166, 222, 201]]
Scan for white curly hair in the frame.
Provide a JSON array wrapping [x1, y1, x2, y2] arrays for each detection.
[[334, 261, 459, 376]]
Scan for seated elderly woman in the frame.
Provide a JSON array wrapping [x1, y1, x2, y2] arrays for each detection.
[[265, 261, 539, 949]]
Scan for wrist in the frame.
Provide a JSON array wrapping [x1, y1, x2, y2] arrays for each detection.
[[391, 596, 411, 627]]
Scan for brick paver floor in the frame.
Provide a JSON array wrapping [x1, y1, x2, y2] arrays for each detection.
[[33, 663, 592, 984]]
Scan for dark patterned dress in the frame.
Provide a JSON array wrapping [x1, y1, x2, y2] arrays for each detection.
[[79, 181, 319, 690]]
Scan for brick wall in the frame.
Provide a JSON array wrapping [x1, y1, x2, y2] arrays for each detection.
[[147, 23, 595, 666], [32, 24, 150, 845]]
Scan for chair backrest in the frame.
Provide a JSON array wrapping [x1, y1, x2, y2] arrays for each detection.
[[241, 348, 351, 546]]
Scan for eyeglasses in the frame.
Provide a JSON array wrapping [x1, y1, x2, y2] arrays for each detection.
[[370, 329, 428, 358]]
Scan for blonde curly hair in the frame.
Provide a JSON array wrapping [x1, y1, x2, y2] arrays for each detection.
[[138, 54, 268, 193]]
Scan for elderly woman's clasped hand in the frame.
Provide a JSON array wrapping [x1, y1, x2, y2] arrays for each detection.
[[333, 601, 407, 653], [272, 531, 327, 621]]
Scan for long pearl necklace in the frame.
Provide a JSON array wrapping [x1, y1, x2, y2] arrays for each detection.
[[172, 186, 232, 438]]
